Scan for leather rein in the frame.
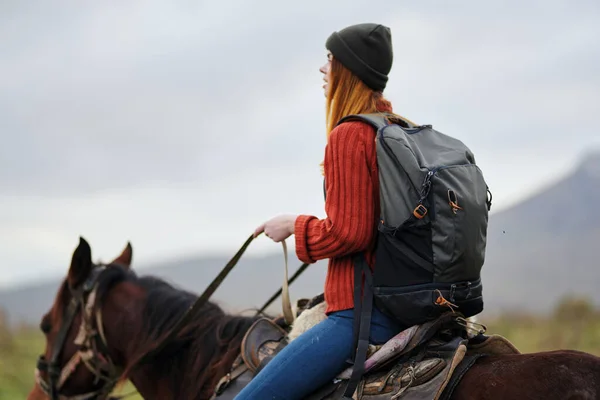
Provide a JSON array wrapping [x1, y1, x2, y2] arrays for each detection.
[[132, 233, 307, 367], [35, 233, 308, 399]]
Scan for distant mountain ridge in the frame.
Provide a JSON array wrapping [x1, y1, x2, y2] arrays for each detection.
[[1, 152, 599, 326], [480, 151, 600, 312]]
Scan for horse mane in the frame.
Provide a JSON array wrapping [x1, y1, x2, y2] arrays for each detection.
[[93, 265, 262, 399]]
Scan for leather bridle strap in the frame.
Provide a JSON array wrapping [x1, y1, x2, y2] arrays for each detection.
[[36, 267, 126, 400], [47, 295, 81, 398]]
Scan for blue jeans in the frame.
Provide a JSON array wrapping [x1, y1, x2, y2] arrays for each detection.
[[233, 306, 404, 400]]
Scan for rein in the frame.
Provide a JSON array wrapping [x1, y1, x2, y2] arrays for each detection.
[[132, 232, 309, 369]]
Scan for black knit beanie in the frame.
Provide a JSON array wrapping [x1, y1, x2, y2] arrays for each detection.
[[325, 23, 393, 92]]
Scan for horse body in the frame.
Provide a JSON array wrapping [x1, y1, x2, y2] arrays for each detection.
[[27, 239, 600, 400], [455, 350, 600, 399]]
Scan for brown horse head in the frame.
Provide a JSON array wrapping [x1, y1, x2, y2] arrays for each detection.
[[27, 237, 261, 400], [27, 237, 133, 400]]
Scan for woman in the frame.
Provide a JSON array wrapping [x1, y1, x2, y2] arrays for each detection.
[[236, 23, 404, 400]]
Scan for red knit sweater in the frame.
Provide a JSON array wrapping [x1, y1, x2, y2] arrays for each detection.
[[295, 100, 393, 314]]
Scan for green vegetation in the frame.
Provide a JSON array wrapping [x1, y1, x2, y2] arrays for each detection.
[[1, 296, 599, 399], [0, 311, 142, 400], [485, 295, 600, 356]]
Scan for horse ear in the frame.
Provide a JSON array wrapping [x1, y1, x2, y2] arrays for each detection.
[[110, 242, 133, 269], [67, 237, 93, 289]]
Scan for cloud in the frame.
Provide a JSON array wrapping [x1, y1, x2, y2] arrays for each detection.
[[0, 160, 326, 287], [1, 0, 599, 287]]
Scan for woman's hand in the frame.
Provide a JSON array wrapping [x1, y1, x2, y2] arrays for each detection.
[[254, 214, 298, 242]]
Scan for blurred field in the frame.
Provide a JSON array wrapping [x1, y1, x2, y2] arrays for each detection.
[[1, 295, 599, 400]]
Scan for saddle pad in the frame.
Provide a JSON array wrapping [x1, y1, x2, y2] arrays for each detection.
[[437, 353, 487, 400], [466, 334, 521, 356]]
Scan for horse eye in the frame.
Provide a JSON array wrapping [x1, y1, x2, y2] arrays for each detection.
[[40, 317, 51, 334]]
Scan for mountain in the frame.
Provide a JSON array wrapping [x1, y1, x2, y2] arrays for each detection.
[[480, 150, 600, 312], [0, 252, 330, 328], [1, 152, 599, 326]]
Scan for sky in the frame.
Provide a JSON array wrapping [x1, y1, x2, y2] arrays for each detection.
[[1, 0, 599, 288]]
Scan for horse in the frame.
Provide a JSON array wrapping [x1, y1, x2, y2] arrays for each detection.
[[27, 238, 600, 400]]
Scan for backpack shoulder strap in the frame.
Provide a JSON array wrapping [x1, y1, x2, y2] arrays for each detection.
[[337, 112, 418, 130], [337, 113, 389, 130]]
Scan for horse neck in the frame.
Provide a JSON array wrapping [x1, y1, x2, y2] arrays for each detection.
[[128, 313, 258, 399], [110, 282, 260, 399]]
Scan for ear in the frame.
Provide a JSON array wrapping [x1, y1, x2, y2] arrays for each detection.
[[110, 242, 133, 269], [67, 237, 93, 289]]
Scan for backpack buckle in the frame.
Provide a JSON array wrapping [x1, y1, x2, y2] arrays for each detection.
[[413, 204, 428, 219]]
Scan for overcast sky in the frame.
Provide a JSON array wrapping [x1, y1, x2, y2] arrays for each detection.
[[1, 0, 599, 288]]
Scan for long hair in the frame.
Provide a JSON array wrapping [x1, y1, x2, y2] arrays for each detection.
[[321, 57, 413, 174], [325, 57, 389, 137]]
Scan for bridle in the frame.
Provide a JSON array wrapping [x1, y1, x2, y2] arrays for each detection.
[[35, 265, 123, 400]]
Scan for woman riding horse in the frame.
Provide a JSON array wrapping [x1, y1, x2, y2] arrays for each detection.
[[244, 22, 407, 400]]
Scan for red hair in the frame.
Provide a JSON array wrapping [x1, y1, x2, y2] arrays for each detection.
[[325, 57, 390, 137], [320, 57, 414, 173]]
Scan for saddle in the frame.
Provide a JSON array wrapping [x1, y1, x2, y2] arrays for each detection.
[[240, 318, 288, 374], [211, 297, 520, 400]]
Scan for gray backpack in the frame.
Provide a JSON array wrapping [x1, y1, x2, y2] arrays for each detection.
[[337, 112, 492, 399]]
